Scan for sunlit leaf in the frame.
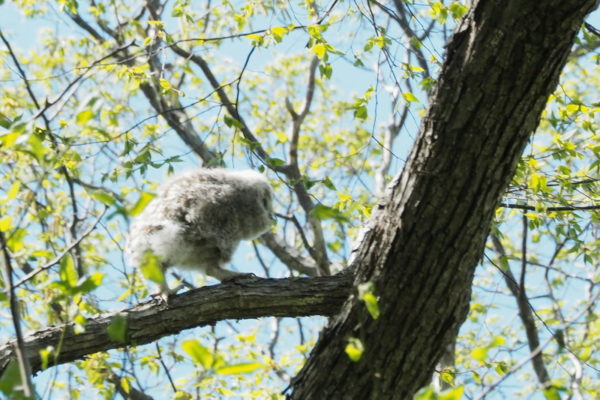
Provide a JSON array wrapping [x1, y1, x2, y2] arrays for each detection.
[[140, 252, 165, 284], [75, 109, 94, 125], [129, 192, 155, 216], [215, 362, 262, 375], [402, 92, 419, 102], [313, 43, 326, 59], [182, 340, 214, 369], [90, 190, 115, 206], [74, 272, 104, 294], [358, 282, 380, 319], [0, 216, 11, 232], [345, 337, 364, 362], [59, 254, 78, 288], [439, 386, 464, 400], [471, 347, 488, 361], [7, 181, 21, 200]]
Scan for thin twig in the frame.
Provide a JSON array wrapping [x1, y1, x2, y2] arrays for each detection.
[[473, 289, 600, 400], [154, 343, 177, 393], [0, 221, 34, 396], [14, 207, 107, 288], [499, 202, 600, 212]]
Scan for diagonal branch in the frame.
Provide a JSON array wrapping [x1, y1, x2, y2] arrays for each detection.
[[260, 232, 319, 276], [170, 44, 330, 275], [491, 235, 551, 389], [169, 44, 279, 169], [0, 274, 352, 376]]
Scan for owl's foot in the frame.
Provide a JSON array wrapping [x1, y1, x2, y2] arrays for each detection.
[[150, 281, 187, 305], [206, 265, 258, 282]]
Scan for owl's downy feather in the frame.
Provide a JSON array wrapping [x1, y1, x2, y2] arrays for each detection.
[[125, 168, 274, 285]]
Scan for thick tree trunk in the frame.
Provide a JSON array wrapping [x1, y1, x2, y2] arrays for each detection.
[[288, 1, 598, 399]]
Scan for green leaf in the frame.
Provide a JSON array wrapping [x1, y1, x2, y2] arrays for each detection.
[[471, 371, 482, 384], [319, 63, 332, 79], [129, 192, 155, 216], [223, 115, 244, 130], [90, 190, 116, 206], [215, 362, 262, 375], [322, 176, 336, 190], [402, 92, 419, 102], [542, 386, 561, 400], [0, 216, 11, 232], [59, 254, 78, 288], [439, 386, 464, 400], [490, 336, 506, 347], [27, 130, 48, 161], [0, 112, 11, 129], [0, 359, 21, 395], [357, 282, 380, 319], [494, 361, 508, 375], [449, 2, 468, 19], [345, 337, 364, 362], [311, 204, 348, 222], [107, 314, 128, 343], [267, 157, 286, 167], [140, 252, 165, 284], [313, 43, 326, 59], [159, 78, 172, 90], [39, 347, 53, 371], [74, 272, 104, 294], [471, 346, 488, 361], [440, 367, 455, 386], [7, 181, 21, 200], [182, 339, 214, 369], [270, 26, 287, 42], [6, 228, 25, 252], [354, 105, 368, 120], [75, 109, 94, 125], [414, 387, 435, 400], [499, 255, 509, 271], [362, 292, 380, 319]]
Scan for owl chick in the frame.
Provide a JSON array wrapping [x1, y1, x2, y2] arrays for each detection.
[[125, 168, 274, 297]]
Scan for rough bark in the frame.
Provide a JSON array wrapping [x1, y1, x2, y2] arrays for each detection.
[[0, 275, 351, 375], [288, 1, 598, 399]]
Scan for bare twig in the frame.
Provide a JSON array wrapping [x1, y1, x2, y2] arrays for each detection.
[[0, 222, 34, 396], [155, 343, 177, 393], [473, 289, 600, 400], [499, 202, 600, 212], [26, 39, 136, 122], [13, 207, 107, 288]]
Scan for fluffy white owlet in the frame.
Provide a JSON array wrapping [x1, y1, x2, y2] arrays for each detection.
[[125, 168, 274, 296]]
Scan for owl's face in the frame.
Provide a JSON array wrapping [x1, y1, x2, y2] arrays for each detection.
[[259, 185, 276, 224]]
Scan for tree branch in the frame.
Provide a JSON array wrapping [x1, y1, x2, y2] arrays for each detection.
[[259, 232, 319, 276], [491, 235, 551, 389], [499, 202, 600, 212], [0, 275, 352, 375]]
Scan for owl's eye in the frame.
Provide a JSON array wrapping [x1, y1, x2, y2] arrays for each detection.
[[262, 196, 269, 209]]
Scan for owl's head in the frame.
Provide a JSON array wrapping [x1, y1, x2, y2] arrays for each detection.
[[232, 169, 275, 222]]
